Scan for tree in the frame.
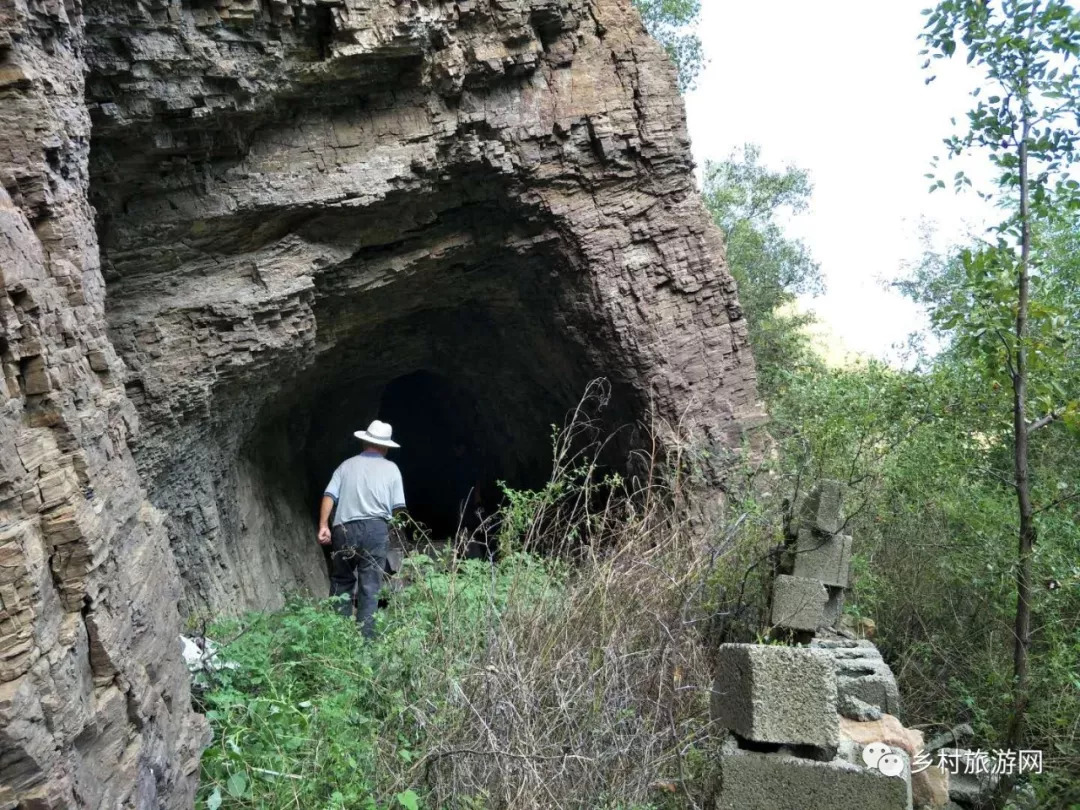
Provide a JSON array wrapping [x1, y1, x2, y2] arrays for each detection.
[[702, 145, 824, 394], [632, 0, 704, 91], [921, 0, 1080, 762]]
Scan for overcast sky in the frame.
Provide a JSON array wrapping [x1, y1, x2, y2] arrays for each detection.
[[683, 1, 997, 362]]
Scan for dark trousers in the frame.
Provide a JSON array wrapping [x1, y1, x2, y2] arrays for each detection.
[[330, 519, 388, 638]]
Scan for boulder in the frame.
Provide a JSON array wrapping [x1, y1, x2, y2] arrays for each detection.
[[912, 764, 951, 809], [839, 714, 924, 758], [839, 714, 950, 809], [941, 748, 999, 806]]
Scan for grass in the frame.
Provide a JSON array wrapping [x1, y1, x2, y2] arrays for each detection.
[[193, 382, 765, 810]]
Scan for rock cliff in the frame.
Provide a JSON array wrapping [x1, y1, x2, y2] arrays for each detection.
[[1, 1, 207, 806], [1, 0, 759, 805]]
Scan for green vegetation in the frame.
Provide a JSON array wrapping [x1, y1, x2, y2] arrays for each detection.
[[690, 5, 1080, 801], [195, 404, 744, 809], [685, 8, 1079, 804], [196, 553, 559, 809], [764, 353, 1080, 807], [702, 145, 824, 396], [631, 0, 703, 91], [920, 0, 1080, 760]]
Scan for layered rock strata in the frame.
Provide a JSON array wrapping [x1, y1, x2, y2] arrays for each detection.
[[2, 0, 759, 805], [1, 1, 207, 806], [84, 0, 763, 614]]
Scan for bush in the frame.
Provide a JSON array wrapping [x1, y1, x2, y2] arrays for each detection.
[[196, 552, 561, 810], [767, 359, 1080, 808]]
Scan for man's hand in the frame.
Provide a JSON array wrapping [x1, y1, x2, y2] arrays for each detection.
[[317, 525, 332, 546]]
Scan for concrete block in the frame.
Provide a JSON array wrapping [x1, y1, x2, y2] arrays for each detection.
[[840, 674, 902, 718], [712, 643, 838, 748], [771, 574, 827, 631], [822, 585, 845, 629], [799, 480, 843, 534], [812, 639, 902, 716], [717, 749, 912, 810], [838, 694, 881, 721], [794, 528, 852, 588]]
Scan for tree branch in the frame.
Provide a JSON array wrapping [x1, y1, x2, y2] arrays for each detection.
[[1026, 406, 1066, 433], [993, 328, 1018, 381]]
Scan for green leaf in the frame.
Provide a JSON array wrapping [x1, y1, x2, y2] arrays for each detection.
[[207, 788, 222, 810], [226, 771, 248, 798], [396, 789, 420, 810]]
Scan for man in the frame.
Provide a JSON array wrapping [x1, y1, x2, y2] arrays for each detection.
[[317, 419, 406, 638]]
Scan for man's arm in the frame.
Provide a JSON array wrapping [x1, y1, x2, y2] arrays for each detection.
[[319, 464, 343, 546], [318, 495, 335, 545], [390, 466, 406, 517]]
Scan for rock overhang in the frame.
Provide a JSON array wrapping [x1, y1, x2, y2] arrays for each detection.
[[81, 0, 761, 618], [0, 1, 760, 804]]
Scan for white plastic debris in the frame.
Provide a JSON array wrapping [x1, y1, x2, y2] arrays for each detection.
[[179, 634, 237, 674]]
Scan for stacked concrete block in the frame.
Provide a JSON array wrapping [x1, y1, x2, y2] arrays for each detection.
[[773, 480, 851, 633], [813, 639, 903, 717], [794, 528, 852, 588], [771, 575, 829, 632], [712, 644, 839, 748], [822, 586, 846, 628], [798, 479, 844, 535], [712, 481, 923, 809], [942, 749, 999, 807], [711, 644, 913, 810], [717, 746, 912, 810]]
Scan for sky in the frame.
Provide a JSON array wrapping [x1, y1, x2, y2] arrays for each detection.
[[683, 1, 998, 362]]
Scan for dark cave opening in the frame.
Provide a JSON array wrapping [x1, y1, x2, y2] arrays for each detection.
[[300, 368, 540, 544], [101, 176, 653, 610], [274, 291, 635, 554], [377, 370, 505, 539]]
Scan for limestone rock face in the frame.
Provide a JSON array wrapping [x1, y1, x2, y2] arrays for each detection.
[[85, 0, 763, 616], [0, 1, 207, 807], [2, 0, 759, 805]]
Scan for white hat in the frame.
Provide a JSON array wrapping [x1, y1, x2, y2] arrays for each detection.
[[354, 420, 400, 448]]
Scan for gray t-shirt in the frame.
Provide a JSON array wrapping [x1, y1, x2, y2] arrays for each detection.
[[324, 451, 406, 525]]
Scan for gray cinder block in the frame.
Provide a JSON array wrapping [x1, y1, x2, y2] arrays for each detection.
[[794, 528, 852, 588], [712, 643, 839, 748], [812, 639, 903, 716], [771, 574, 828, 631], [717, 749, 912, 810], [822, 585, 846, 629], [798, 480, 844, 535]]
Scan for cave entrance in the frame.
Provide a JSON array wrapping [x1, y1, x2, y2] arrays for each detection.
[[302, 367, 527, 545], [377, 370, 498, 540], [293, 361, 634, 555], [108, 180, 651, 611]]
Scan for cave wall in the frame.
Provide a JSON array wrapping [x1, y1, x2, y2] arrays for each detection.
[[1, 0, 761, 805], [83, 0, 763, 620], [0, 1, 207, 806]]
